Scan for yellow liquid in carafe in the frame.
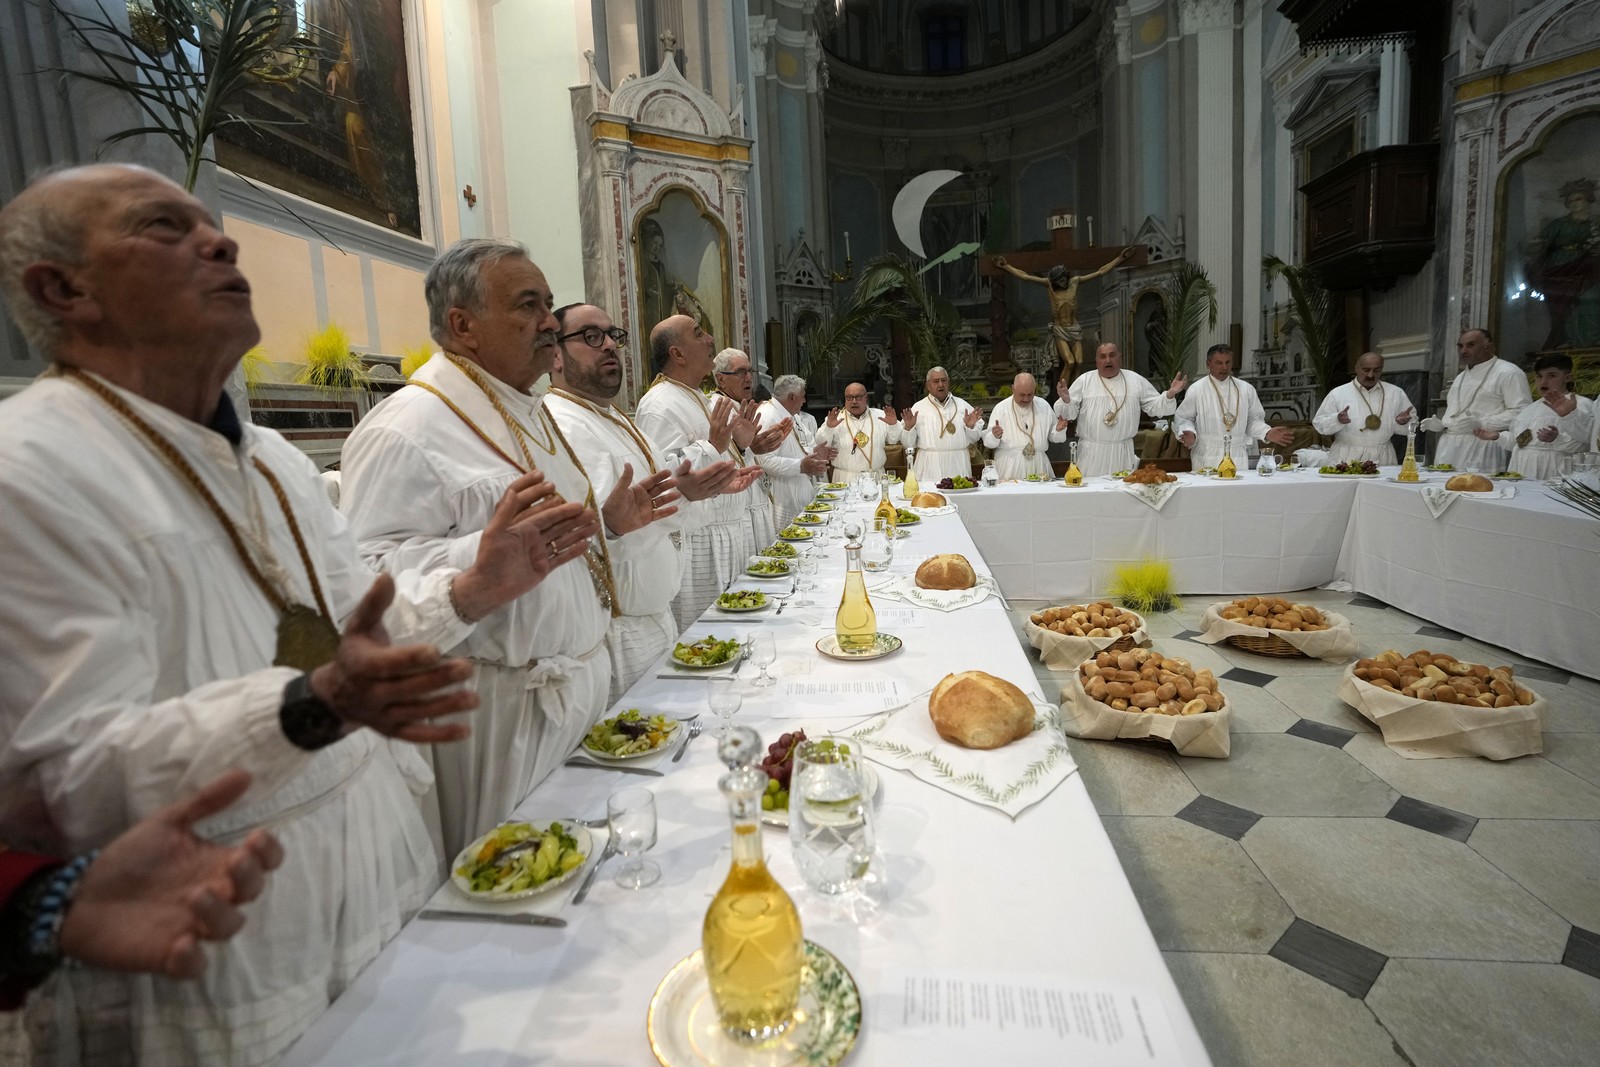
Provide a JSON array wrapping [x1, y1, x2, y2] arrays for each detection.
[[835, 569, 878, 652], [702, 825, 804, 1039]]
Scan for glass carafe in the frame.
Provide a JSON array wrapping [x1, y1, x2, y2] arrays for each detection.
[[1398, 426, 1420, 483], [1217, 434, 1238, 479], [702, 727, 803, 1043], [834, 535, 877, 652], [901, 464, 920, 499], [1064, 440, 1084, 486], [873, 483, 898, 532]]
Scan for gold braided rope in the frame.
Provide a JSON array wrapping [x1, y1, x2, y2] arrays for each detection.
[[1099, 372, 1128, 426], [1208, 375, 1240, 431], [547, 388, 659, 474]]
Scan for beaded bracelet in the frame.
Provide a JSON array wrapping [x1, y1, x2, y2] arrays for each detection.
[[26, 850, 96, 965]]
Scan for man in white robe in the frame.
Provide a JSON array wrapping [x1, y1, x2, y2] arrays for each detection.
[[903, 365, 984, 482], [816, 381, 903, 482], [0, 166, 593, 1066], [713, 347, 791, 547], [1311, 352, 1416, 465], [1176, 344, 1295, 469], [982, 373, 1068, 479], [636, 316, 765, 629], [756, 374, 834, 527], [1499, 354, 1595, 479], [1059, 343, 1185, 476], [341, 240, 680, 858], [1418, 328, 1529, 470], [547, 303, 750, 698]]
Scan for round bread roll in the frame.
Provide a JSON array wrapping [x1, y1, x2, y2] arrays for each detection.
[[1445, 473, 1493, 492], [928, 671, 1035, 749], [915, 553, 977, 590], [911, 491, 947, 508]]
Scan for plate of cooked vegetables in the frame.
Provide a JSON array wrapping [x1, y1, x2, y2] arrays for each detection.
[[759, 542, 798, 558], [451, 820, 591, 901], [746, 557, 792, 577], [823, 482, 849, 490], [671, 635, 744, 670], [581, 709, 681, 759], [716, 589, 770, 612], [803, 501, 833, 513], [778, 525, 815, 541]]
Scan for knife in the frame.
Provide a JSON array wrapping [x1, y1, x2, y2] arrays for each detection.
[[572, 836, 620, 905], [564, 758, 664, 777], [417, 909, 567, 928]]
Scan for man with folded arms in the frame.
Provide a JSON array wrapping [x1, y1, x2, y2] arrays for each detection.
[[982, 372, 1067, 480], [0, 166, 587, 1064], [1176, 344, 1293, 468], [341, 239, 679, 858], [903, 365, 984, 482], [636, 316, 765, 628], [1499, 353, 1594, 479], [1311, 351, 1414, 465], [547, 302, 754, 698], [756, 374, 834, 526], [1418, 328, 1528, 470], [816, 381, 902, 483], [1058, 343, 1185, 476]]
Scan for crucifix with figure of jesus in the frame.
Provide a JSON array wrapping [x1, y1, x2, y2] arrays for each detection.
[[981, 212, 1146, 391]]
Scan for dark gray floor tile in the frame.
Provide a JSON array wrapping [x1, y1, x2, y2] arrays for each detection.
[[1286, 718, 1357, 748], [1386, 795, 1478, 843], [1172, 628, 1204, 641], [1417, 624, 1464, 640], [1349, 595, 1388, 609], [1222, 665, 1277, 688], [1518, 664, 1574, 685], [1561, 926, 1600, 982], [1176, 794, 1261, 841], [1269, 918, 1389, 999]]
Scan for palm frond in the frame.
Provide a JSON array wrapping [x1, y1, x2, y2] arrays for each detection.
[[1152, 260, 1218, 385], [802, 254, 959, 379], [1263, 254, 1338, 399]]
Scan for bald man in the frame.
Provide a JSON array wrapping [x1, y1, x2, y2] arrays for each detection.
[[816, 381, 901, 482], [1312, 352, 1415, 465], [981, 373, 1068, 479], [1419, 328, 1529, 470]]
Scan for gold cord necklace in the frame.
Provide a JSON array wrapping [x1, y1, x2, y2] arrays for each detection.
[[64, 369, 340, 671], [1100, 373, 1128, 426], [1355, 382, 1386, 431], [1014, 398, 1038, 458], [1209, 376, 1240, 431], [548, 388, 659, 473]]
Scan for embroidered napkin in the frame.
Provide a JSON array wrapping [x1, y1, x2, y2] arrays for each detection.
[[1419, 483, 1517, 520], [1122, 481, 1180, 512], [865, 573, 1001, 611]]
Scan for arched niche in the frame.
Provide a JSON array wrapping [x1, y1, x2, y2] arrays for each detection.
[[634, 185, 732, 350]]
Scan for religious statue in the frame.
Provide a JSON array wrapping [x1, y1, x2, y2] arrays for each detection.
[[638, 215, 714, 337], [1526, 177, 1600, 350], [992, 246, 1136, 371]]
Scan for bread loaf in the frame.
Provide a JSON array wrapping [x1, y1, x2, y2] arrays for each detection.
[[911, 491, 947, 508], [928, 671, 1035, 749], [1445, 473, 1493, 492], [915, 553, 977, 590]]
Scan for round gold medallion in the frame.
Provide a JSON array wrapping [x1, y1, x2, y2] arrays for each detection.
[[1365, 414, 1382, 431], [1104, 411, 1118, 426]]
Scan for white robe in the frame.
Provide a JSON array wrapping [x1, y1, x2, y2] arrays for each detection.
[[340, 355, 612, 860], [981, 396, 1065, 479], [1060, 370, 1177, 476], [815, 408, 901, 481], [755, 398, 816, 528], [635, 378, 755, 628], [1312, 381, 1414, 466], [1433, 358, 1529, 471], [1500, 396, 1595, 479], [793, 409, 819, 452], [547, 391, 688, 701], [906, 395, 984, 482], [0, 375, 466, 1066], [1174, 375, 1275, 469]]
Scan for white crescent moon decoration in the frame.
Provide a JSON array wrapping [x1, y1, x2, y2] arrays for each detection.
[[891, 169, 962, 259]]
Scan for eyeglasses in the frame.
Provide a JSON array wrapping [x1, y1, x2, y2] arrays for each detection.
[[557, 325, 628, 349], [715, 367, 754, 377]]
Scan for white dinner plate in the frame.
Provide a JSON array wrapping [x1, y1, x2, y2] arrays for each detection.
[[450, 820, 592, 902]]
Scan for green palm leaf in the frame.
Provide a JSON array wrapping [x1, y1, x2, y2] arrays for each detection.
[[1262, 254, 1338, 399], [1152, 260, 1218, 385]]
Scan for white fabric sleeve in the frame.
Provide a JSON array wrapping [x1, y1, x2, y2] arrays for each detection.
[[981, 405, 1004, 449], [961, 399, 985, 442], [1485, 368, 1529, 431], [1047, 401, 1068, 443], [1138, 378, 1178, 417], [1057, 396, 1078, 421], [1311, 389, 1345, 436], [1246, 389, 1272, 443], [1172, 389, 1200, 439], [883, 418, 903, 446]]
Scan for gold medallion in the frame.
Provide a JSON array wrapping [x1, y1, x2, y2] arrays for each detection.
[[1023, 442, 1036, 459], [1104, 411, 1118, 426], [853, 430, 869, 449], [274, 604, 341, 672], [1365, 414, 1382, 431], [944, 419, 956, 435], [1221, 413, 1236, 431], [1516, 429, 1533, 448]]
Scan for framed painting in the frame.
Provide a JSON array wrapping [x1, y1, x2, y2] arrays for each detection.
[[1493, 110, 1600, 362], [215, 0, 423, 237], [635, 188, 729, 348]]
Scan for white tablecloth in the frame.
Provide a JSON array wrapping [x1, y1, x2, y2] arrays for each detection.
[[1336, 478, 1599, 679], [282, 504, 1211, 1066], [957, 472, 1359, 600]]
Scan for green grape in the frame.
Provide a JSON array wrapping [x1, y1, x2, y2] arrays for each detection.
[[775, 789, 789, 809], [761, 793, 775, 810], [764, 777, 780, 795]]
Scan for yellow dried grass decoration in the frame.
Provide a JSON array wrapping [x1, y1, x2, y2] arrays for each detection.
[[1108, 558, 1180, 613], [239, 346, 270, 391], [297, 323, 366, 390], [401, 345, 435, 379]]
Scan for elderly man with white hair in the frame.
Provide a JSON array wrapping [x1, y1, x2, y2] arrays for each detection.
[[757, 374, 834, 526], [712, 347, 790, 549], [982, 372, 1068, 479], [903, 365, 984, 482]]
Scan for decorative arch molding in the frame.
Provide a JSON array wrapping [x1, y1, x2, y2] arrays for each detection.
[[1480, 0, 1600, 69], [572, 54, 754, 405]]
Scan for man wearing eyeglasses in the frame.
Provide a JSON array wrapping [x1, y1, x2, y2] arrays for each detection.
[[757, 374, 835, 526], [712, 348, 792, 552], [547, 304, 760, 697]]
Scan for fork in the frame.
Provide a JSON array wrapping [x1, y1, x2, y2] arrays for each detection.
[[773, 578, 798, 616], [671, 718, 704, 763]]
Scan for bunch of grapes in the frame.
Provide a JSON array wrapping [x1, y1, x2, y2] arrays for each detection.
[[936, 477, 955, 489], [758, 729, 806, 811]]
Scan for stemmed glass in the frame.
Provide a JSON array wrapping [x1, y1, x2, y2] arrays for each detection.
[[795, 553, 819, 607], [708, 676, 742, 738], [607, 786, 660, 889], [745, 631, 777, 687]]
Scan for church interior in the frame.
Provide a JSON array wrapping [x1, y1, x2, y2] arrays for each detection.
[[1, 1, 1598, 1065]]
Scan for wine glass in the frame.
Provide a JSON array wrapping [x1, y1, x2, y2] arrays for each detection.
[[794, 553, 819, 607], [607, 787, 660, 889], [708, 676, 742, 737], [745, 631, 777, 687]]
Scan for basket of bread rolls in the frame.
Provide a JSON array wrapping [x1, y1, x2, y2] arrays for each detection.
[[1025, 602, 1149, 669], [1339, 649, 1545, 760], [1059, 647, 1232, 758], [1194, 597, 1358, 661]]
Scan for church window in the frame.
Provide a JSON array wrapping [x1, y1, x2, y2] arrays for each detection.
[[924, 12, 966, 72]]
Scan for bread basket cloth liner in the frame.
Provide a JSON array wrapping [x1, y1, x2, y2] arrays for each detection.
[[1193, 604, 1359, 662], [1025, 608, 1150, 670], [1338, 666, 1545, 760], [1058, 669, 1232, 758]]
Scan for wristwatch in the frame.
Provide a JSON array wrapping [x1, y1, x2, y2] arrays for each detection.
[[279, 672, 345, 751]]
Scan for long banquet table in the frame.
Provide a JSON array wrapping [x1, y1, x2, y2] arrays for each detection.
[[282, 503, 1212, 1065]]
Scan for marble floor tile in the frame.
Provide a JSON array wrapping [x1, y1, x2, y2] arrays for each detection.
[[1162, 952, 1410, 1067], [1269, 918, 1388, 998], [1216, 683, 1301, 733], [1367, 959, 1600, 1067], [1267, 675, 1380, 734], [1220, 665, 1278, 688], [1343, 733, 1600, 819], [1176, 794, 1261, 840], [1212, 644, 1350, 677], [1244, 817, 1570, 961], [1563, 926, 1600, 982], [1064, 737, 1200, 816], [1468, 819, 1600, 931], [1141, 611, 1189, 639], [1101, 817, 1293, 952], [1542, 694, 1600, 733], [1178, 734, 1399, 817], [1542, 733, 1600, 787], [1287, 718, 1357, 749], [1385, 795, 1477, 843]]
